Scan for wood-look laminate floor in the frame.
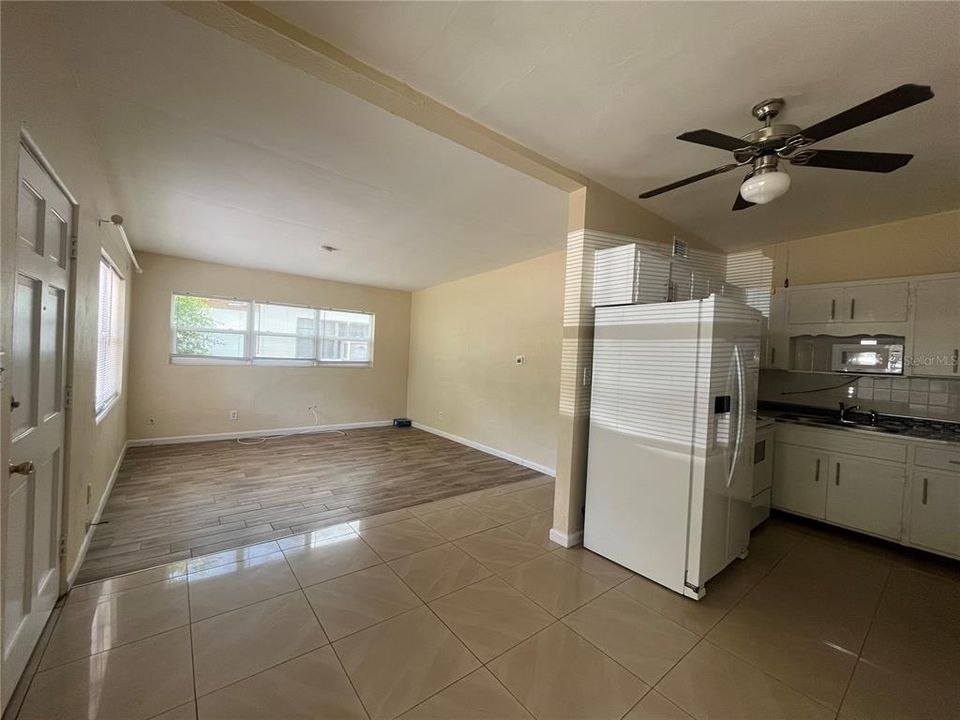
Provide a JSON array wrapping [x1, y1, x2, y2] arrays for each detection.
[[77, 427, 550, 584]]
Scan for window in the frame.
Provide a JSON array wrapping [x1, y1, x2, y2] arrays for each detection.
[[95, 255, 125, 419], [170, 294, 374, 366], [172, 294, 250, 359], [319, 309, 373, 363]]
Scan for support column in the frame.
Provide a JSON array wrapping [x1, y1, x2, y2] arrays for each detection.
[[551, 184, 719, 547]]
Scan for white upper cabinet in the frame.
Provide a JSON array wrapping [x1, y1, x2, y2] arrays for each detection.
[[761, 290, 789, 369], [911, 277, 960, 377], [787, 287, 842, 324], [787, 281, 909, 325], [843, 282, 909, 323]]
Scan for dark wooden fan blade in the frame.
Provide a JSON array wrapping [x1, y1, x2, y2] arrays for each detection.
[[732, 190, 755, 211], [791, 149, 913, 173], [798, 84, 934, 143], [638, 163, 740, 199], [677, 129, 752, 152]]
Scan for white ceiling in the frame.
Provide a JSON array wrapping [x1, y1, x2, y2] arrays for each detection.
[[271, 1, 960, 251], [27, 2, 567, 290]]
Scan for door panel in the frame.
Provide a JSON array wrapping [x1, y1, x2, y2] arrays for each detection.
[[2, 479, 29, 653], [909, 469, 959, 556], [11, 275, 39, 438], [44, 208, 68, 268], [16, 180, 43, 253], [787, 287, 840, 324], [772, 443, 827, 518], [843, 282, 909, 323], [3, 144, 72, 709], [32, 450, 60, 596], [826, 456, 904, 540], [911, 278, 960, 377], [38, 286, 65, 420]]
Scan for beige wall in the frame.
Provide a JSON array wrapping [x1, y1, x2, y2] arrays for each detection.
[[1, 1, 135, 605], [127, 253, 410, 440], [407, 252, 564, 471], [763, 210, 960, 288]]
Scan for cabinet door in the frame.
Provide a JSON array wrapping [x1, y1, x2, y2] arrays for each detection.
[[911, 278, 960, 377], [787, 287, 840, 324], [752, 430, 774, 494], [762, 290, 789, 369], [826, 456, 904, 540], [909, 469, 960, 557], [842, 282, 909, 323], [772, 444, 827, 518]]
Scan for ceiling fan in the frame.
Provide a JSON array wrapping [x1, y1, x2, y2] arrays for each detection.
[[638, 84, 934, 211]]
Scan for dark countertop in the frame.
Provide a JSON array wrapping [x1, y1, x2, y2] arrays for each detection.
[[759, 402, 960, 446]]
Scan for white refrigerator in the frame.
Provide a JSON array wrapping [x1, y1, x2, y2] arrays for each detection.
[[584, 296, 761, 600]]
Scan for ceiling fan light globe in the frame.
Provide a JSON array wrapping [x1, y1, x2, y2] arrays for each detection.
[[739, 168, 791, 204]]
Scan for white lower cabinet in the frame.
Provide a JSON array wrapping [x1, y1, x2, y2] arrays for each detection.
[[825, 457, 905, 541], [772, 443, 827, 518], [773, 422, 959, 559], [909, 469, 960, 556]]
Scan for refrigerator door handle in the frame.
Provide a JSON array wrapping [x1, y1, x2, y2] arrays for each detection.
[[726, 343, 746, 489]]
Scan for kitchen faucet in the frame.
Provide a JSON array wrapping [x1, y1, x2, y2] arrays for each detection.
[[838, 402, 860, 424]]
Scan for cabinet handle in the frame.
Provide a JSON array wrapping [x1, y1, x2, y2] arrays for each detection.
[[771, 347, 776, 365], [830, 299, 836, 320], [953, 348, 958, 375], [922, 477, 928, 505], [815, 458, 821, 481], [835, 462, 841, 486], [949, 460, 960, 466], [850, 298, 856, 320]]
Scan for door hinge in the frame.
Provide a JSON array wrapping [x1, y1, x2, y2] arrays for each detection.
[[64, 385, 73, 409], [69, 238, 79, 260]]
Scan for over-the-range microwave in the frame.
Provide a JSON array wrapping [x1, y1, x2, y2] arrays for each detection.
[[831, 339, 904, 375]]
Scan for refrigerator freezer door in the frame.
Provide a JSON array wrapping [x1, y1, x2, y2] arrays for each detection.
[[584, 302, 703, 595], [684, 298, 762, 594]]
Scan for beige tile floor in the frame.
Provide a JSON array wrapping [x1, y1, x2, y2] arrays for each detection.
[[7, 474, 960, 720]]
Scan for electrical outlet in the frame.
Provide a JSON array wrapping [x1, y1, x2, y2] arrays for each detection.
[[147, 415, 156, 426], [437, 409, 444, 421], [229, 410, 239, 421]]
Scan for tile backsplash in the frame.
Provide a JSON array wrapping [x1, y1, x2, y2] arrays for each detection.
[[759, 371, 960, 423]]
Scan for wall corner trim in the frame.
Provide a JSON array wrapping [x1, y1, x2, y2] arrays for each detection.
[[66, 440, 128, 589], [548, 527, 583, 548], [412, 422, 556, 478]]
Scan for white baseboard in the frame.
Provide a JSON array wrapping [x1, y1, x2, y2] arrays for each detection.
[[126, 420, 394, 447], [66, 440, 128, 588], [549, 528, 583, 548], [412, 422, 556, 477]]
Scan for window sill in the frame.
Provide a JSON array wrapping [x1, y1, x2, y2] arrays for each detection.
[[170, 356, 373, 368], [95, 394, 120, 425]]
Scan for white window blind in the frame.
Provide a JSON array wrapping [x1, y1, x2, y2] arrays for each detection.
[[95, 256, 125, 417], [171, 294, 374, 366]]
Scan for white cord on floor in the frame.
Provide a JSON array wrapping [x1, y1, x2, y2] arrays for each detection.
[[236, 406, 347, 445]]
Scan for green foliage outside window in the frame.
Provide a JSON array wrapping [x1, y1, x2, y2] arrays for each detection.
[[174, 295, 215, 355]]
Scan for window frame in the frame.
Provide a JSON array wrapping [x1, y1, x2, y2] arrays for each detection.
[[169, 292, 375, 368], [95, 251, 125, 423]]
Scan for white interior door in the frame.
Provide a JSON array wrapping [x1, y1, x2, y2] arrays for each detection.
[[2, 144, 72, 707]]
